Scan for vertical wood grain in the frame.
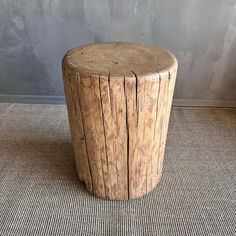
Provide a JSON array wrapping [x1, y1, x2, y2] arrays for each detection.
[[63, 63, 177, 200]]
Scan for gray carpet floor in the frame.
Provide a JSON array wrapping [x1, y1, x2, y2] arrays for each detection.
[[0, 103, 235, 236]]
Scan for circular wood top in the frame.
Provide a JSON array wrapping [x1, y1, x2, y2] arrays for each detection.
[[63, 42, 177, 77]]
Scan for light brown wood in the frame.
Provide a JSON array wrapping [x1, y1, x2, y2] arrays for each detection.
[[62, 42, 178, 200]]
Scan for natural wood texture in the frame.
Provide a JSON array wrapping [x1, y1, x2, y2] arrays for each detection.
[[62, 42, 178, 200]]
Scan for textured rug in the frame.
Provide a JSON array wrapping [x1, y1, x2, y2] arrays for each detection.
[[0, 103, 235, 236]]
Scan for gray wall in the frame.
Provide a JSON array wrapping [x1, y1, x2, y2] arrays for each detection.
[[0, 0, 236, 104]]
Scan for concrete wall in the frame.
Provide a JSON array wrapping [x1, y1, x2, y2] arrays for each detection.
[[0, 0, 236, 104]]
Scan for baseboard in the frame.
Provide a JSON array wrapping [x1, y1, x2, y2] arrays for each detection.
[[0, 95, 66, 104], [172, 98, 236, 108], [0, 95, 236, 107]]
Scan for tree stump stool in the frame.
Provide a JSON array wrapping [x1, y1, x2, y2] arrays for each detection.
[[62, 42, 178, 200]]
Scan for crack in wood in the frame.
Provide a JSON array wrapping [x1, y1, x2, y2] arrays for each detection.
[[124, 77, 130, 199], [68, 74, 77, 113], [108, 69, 113, 113], [154, 73, 161, 139], [114, 83, 119, 198], [131, 71, 139, 127], [98, 75, 109, 198], [77, 75, 94, 194], [157, 74, 168, 176], [90, 76, 106, 198]]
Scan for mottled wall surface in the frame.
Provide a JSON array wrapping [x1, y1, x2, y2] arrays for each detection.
[[0, 0, 236, 100]]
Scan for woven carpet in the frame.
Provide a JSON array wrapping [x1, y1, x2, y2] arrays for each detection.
[[0, 103, 235, 236]]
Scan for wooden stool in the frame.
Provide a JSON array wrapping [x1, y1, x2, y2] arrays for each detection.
[[62, 42, 178, 200]]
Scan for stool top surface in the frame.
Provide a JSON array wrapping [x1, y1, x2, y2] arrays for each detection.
[[63, 42, 177, 77]]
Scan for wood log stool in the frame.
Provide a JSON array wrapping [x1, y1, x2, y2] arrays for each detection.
[[62, 42, 178, 200]]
